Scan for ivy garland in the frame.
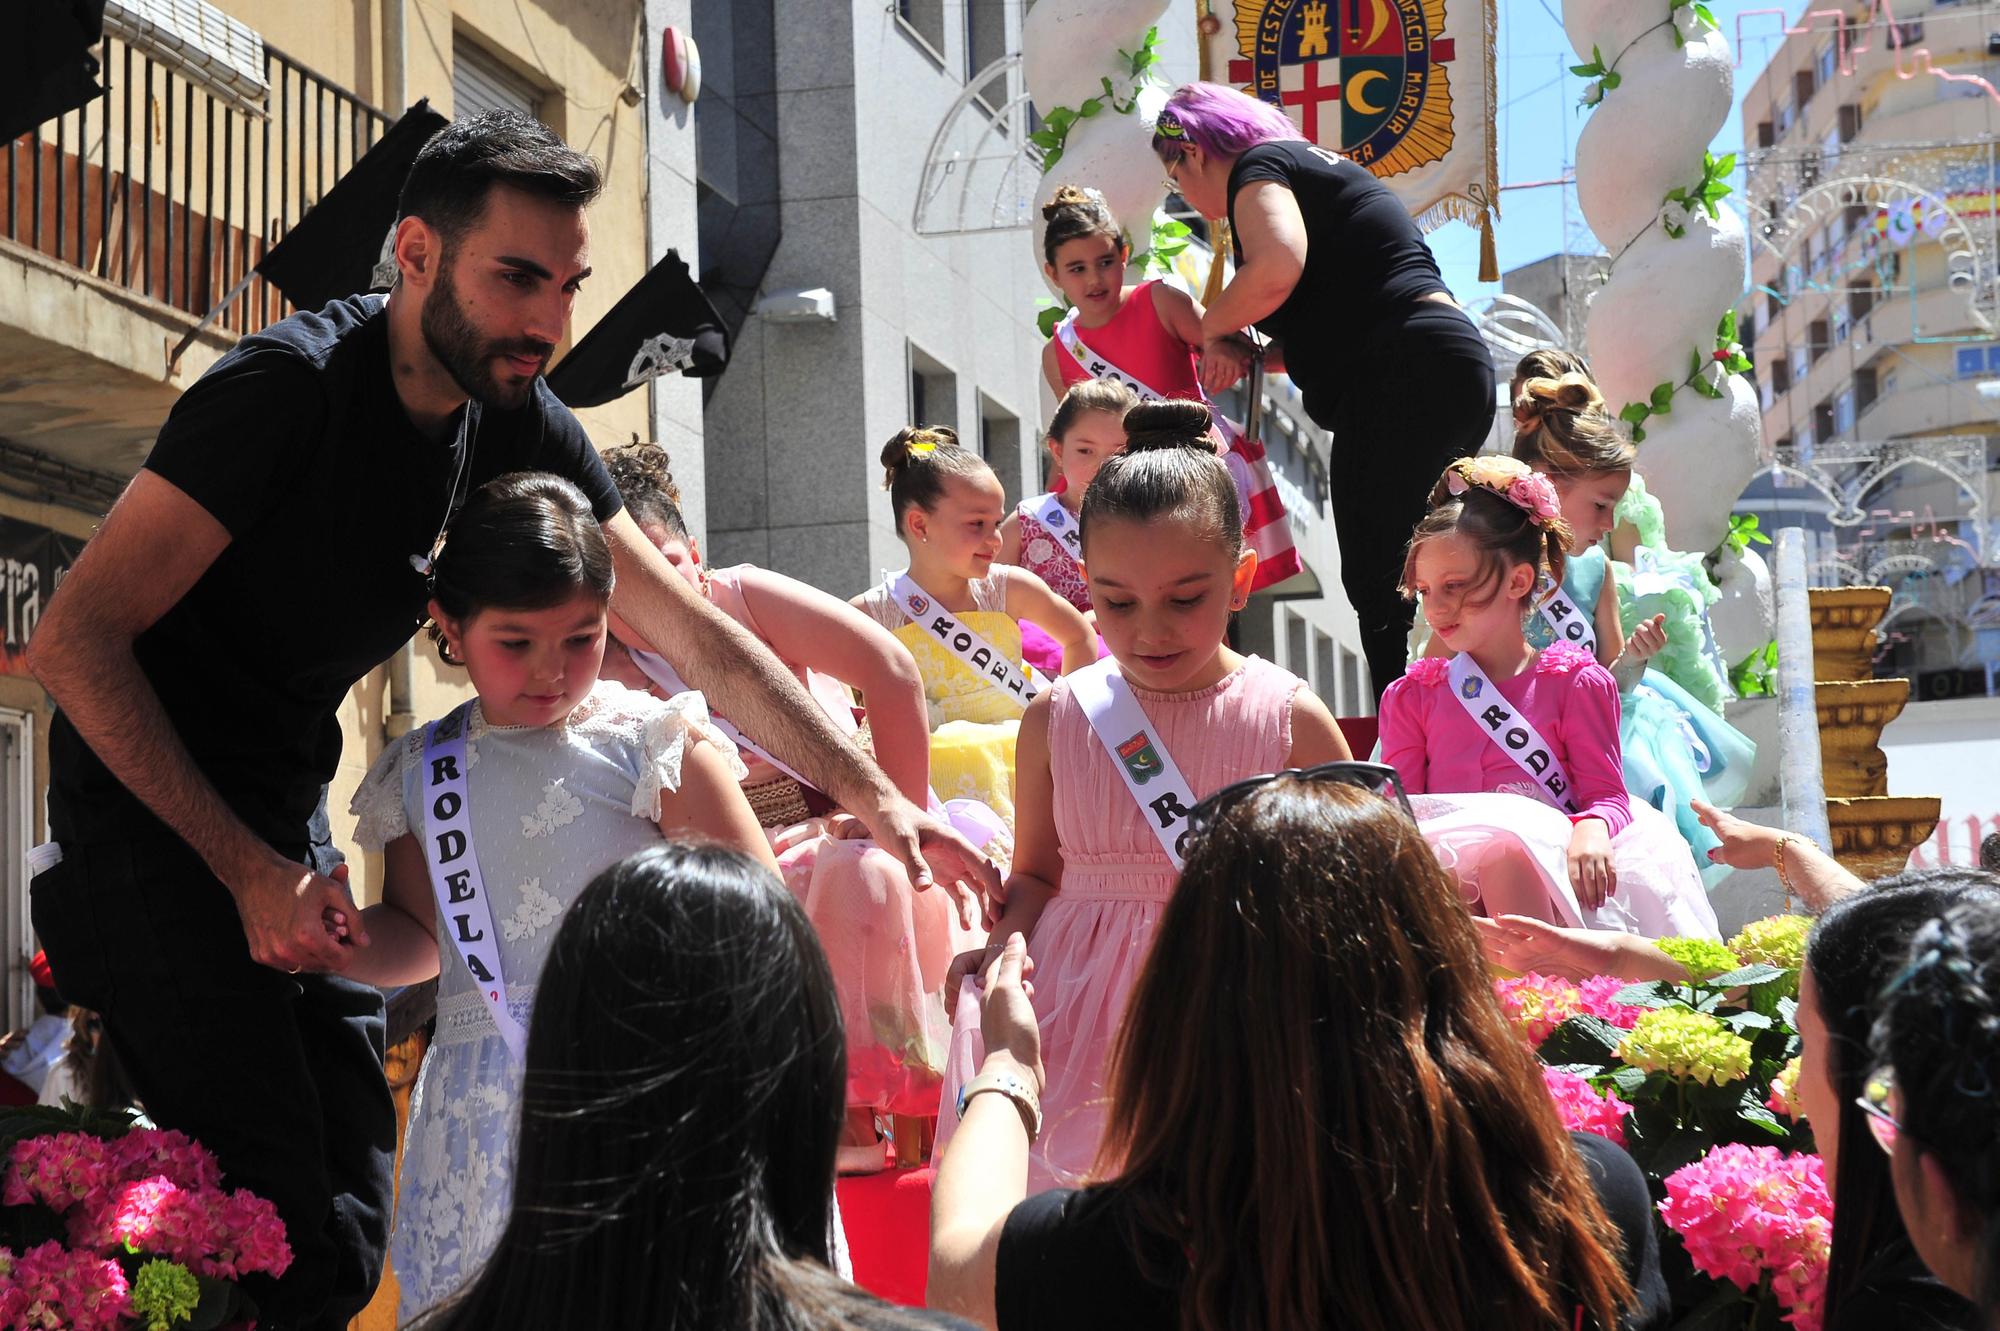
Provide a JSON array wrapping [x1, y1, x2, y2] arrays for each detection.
[[1025, 26, 1163, 173], [1617, 311, 1751, 443], [1571, 0, 1721, 108]]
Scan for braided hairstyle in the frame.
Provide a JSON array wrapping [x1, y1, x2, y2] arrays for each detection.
[[1080, 400, 1241, 558], [879, 426, 996, 537], [1510, 374, 1634, 480], [1400, 457, 1573, 614], [1873, 884, 2000, 1315]]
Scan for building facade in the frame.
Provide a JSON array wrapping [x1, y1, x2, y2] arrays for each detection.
[[0, 0, 688, 1023], [1735, 0, 2000, 696]]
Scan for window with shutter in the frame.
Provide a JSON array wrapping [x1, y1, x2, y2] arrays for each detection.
[[454, 39, 544, 122]]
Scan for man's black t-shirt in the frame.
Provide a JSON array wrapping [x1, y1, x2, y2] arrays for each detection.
[[1226, 139, 1453, 393], [48, 294, 622, 849], [994, 1130, 1670, 1330]]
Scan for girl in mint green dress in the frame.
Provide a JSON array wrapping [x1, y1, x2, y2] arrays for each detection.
[[1508, 366, 1754, 886]]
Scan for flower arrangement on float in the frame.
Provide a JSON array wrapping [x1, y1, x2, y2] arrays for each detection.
[[1500, 913, 1832, 1330], [0, 1103, 289, 1331]]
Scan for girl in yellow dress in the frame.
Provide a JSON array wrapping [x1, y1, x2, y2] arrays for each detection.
[[852, 427, 1096, 830]]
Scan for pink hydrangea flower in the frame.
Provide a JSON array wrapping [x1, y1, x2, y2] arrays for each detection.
[[1577, 975, 1647, 1029], [1493, 972, 1584, 1045], [4, 1239, 131, 1331], [1541, 1066, 1633, 1145], [69, 1175, 293, 1281], [110, 1129, 225, 1194], [1404, 657, 1450, 687], [4, 1132, 117, 1215], [1660, 1145, 1832, 1331]]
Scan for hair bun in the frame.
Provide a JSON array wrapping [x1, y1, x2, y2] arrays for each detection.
[[1121, 400, 1214, 453], [1043, 183, 1106, 222], [1515, 373, 1604, 424], [602, 442, 681, 506], [879, 426, 959, 487]]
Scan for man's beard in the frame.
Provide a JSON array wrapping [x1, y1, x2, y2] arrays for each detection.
[[420, 259, 554, 410]]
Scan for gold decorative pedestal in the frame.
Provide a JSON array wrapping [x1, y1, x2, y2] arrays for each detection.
[[1806, 588, 1941, 878]]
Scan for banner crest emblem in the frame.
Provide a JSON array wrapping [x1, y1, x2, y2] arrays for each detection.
[[1117, 731, 1166, 785]]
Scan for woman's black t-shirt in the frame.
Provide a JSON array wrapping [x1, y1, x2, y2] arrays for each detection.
[[994, 1130, 1670, 1330], [1225, 139, 1454, 386]]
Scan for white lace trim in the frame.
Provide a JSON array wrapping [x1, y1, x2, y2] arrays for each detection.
[[630, 689, 747, 820]]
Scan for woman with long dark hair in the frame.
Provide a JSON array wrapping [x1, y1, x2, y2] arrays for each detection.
[[929, 772, 1665, 1330], [1872, 887, 2000, 1327], [1151, 82, 1497, 700], [1800, 873, 1991, 1330], [418, 842, 971, 1331]]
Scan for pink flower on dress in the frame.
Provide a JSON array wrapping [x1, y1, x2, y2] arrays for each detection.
[[1404, 657, 1450, 687], [1536, 641, 1597, 675], [1577, 974, 1647, 1029], [1541, 1065, 1633, 1145], [1660, 1145, 1832, 1331]]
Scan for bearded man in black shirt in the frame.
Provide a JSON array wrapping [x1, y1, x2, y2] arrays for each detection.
[[25, 111, 994, 1330]]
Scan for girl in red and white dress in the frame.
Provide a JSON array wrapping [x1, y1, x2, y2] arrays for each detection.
[[1039, 183, 1300, 589], [997, 378, 1135, 676]]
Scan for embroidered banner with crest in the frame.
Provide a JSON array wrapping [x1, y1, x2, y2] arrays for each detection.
[[1200, 0, 1499, 274]]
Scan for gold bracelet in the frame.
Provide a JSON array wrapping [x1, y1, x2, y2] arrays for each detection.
[[1773, 834, 1796, 913]]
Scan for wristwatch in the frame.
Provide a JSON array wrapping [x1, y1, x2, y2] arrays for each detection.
[[956, 1067, 1043, 1141]]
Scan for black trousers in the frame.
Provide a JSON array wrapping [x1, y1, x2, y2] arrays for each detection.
[[1314, 304, 1497, 705], [34, 797, 395, 1331]]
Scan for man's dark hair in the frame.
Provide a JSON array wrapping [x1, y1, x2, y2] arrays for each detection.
[[396, 110, 602, 250]]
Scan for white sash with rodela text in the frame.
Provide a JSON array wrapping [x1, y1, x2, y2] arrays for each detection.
[[1446, 653, 1581, 816], [886, 571, 1047, 711], [1535, 578, 1597, 656], [421, 704, 528, 1063], [1027, 492, 1084, 564], [1069, 659, 1200, 870]]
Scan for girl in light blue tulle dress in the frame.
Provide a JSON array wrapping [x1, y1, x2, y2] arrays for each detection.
[[341, 473, 772, 1322], [1505, 366, 1754, 885]]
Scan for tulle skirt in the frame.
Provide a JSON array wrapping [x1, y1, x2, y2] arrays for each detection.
[[1414, 789, 1721, 940], [772, 819, 986, 1114], [1621, 671, 1756, 889], [928, 718, 1020, 831], [936, 874, 1172, 1193]]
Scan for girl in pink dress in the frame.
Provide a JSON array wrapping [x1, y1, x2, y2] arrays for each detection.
[[997, 378, 1135, 675], [593, 445, 986, 1174], [937, 400, 1351, 1191], [1039, 184, 1301, 589], [1380, 456, 1719, 940]]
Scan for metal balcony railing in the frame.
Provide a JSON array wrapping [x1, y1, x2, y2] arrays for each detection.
[[4, 36, 389, 338]]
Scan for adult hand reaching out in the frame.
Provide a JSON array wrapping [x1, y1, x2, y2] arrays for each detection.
[[1199, 334, 1254, 396], [850, 791, 999, 928], [977, 934, 1044, 1093], [1474, 914, 1684, 983], [231, 856, 369, 974]]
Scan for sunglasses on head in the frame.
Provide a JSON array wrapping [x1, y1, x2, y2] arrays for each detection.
[[1184, 761, 1415, 845]]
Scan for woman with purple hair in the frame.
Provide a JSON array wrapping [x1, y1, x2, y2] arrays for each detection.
[[1154, 81, 1495, 702]]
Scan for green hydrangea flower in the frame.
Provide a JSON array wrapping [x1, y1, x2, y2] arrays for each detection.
[[1615, 1008, 1754, 1086], [1657, 936, 1743, 982], [130, 1258, 202, 1331], [1730, 913, 1812, 971]]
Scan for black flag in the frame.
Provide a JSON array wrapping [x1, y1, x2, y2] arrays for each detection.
[[2, 0, 106, 142], [255, 99, 449, 311], [546, 250, 729, 408]]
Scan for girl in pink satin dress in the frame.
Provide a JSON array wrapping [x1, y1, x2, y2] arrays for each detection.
[[1380, 456, 1719, 940], [937, 402, 1351, 1192]]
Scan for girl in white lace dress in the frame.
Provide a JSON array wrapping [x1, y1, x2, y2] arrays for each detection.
[[343, 473, 771, 1322]]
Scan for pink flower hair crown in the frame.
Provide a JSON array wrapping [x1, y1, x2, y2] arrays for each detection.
[[1443, 455, 1565, 530]]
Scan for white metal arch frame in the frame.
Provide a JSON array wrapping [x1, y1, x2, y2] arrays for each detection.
[[1769, 436, 1993, 563], [913, 55, 1042, 237]]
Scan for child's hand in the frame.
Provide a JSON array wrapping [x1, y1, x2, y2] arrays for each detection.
[[1622, 613, 1668, 665], [1566, 818, 1617, 910], [945, 929, 1022, 1011], [1199, 335, 1253, 395]]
